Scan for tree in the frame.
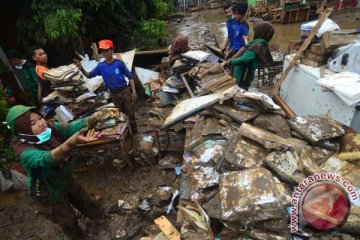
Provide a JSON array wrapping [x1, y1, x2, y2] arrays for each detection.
[[16, 0, 175, 51]]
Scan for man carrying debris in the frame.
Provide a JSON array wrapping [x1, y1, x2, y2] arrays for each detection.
[[75, 39, 138, 133], [30, 45, 52, 104]]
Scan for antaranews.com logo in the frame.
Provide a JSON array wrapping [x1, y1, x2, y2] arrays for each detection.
[[290, 172, 359, 233]]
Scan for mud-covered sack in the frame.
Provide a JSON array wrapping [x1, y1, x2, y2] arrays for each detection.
[[224, 135, 269, 170], [287, 115, 345, 143], [339, 130, 360, 164], [219, 168, 285, 224], [264, 151, 306, 184]]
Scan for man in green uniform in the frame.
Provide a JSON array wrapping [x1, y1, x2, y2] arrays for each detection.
[[6, 50, 39, 104]]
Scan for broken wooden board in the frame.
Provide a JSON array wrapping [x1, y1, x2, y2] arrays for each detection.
[[300, 57, 326, 67], [180, 73, 195, 98], [238, 123, 307, 152], [154, 216, 181, 240], [253, 113, 292, 138], [272, 94, 296, 120], [309, 43, 325, 55], [320, 30, 360, 53], [212, 104, 259, 123], [304, 51, 330, 62], [203, 42, 225, 60]]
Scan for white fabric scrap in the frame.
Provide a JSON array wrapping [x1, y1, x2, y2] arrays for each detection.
[[317, 71, 360, 106]]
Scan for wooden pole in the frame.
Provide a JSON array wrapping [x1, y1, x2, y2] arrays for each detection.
[[273, 94, 296, 119], [181, 73, 195, 98], [91, 43, 100, 62], [270, 7, 334, 96]]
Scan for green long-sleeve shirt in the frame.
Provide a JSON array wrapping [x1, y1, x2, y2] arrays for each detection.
[[21, 67, 39, 99], [19, 117, 88, 204], [229, 50, 260, 90]]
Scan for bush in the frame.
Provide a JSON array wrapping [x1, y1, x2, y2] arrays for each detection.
[[134, 19, 168, 50], [0, 84, 16, 172]]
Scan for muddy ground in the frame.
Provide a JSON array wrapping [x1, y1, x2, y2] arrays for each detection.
[[1, 7, 360, 240], [0, 101, 183, 240], [168, 7, 360, 52]]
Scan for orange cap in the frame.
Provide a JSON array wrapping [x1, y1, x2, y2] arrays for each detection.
[[98, 39, 113, 50]]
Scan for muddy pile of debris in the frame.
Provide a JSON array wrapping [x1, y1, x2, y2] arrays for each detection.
[[129, 79, 360, 239]]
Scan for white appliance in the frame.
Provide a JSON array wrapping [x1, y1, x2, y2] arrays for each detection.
[[280, 55, 360, 132]]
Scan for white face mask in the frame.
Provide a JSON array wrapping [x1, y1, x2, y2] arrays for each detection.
[[14, 59, 26, 70], [18, 128, 52, 144]]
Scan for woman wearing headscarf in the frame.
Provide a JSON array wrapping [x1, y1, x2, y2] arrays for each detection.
[[169, 35, 190, 66], [6, 105, 119, 239], [222, 21, 275, 90]]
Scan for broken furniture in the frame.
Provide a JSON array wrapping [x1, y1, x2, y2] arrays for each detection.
[[281, 0, 310, 24], [75, 123, 134, 170]]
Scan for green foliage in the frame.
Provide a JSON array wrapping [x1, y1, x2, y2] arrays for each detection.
[[147, 0, 174, 19], [16, 0, 175, 50], [44, 8, 82, 40], [0, 84, 16, 170], [134, 19, 168, 50]]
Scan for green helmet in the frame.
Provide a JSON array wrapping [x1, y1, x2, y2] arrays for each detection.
[[6, 105, 36, 135]]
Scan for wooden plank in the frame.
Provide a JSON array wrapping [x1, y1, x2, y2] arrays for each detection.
[[273, 94, 296, 119], [320, 30, 359, 53], [305, 51, 327, 59], [154, 215, 181, 240], [270, 7, 334, 96], [91, 43, 100, 62], [300, 57, 326, 67], [135, 49, 168, 56], [203, 42, 225, 60], [309, 43, 325, 55], [181, 73, 195, 98]]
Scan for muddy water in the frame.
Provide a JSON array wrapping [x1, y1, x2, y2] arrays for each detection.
[[169, 8, 360, 52]]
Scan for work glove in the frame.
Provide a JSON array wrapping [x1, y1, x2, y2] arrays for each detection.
[[87, 107, 120, 128]]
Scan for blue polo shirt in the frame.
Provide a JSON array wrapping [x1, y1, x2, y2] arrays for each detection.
[[232, 21, 249, 51], [89, 59, 133, 90], [226, 18, 237, 50]]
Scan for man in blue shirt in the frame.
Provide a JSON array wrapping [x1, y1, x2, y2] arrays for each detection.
[[76, 39, 138, 133], [222, 3, 237, 60], [230, 2, 249, 60]]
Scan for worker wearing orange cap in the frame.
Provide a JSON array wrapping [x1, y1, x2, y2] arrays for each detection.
[[75, 39, 138, 133]]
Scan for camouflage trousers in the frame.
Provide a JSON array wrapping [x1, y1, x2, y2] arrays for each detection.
[[110, 87, 137, 133]]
